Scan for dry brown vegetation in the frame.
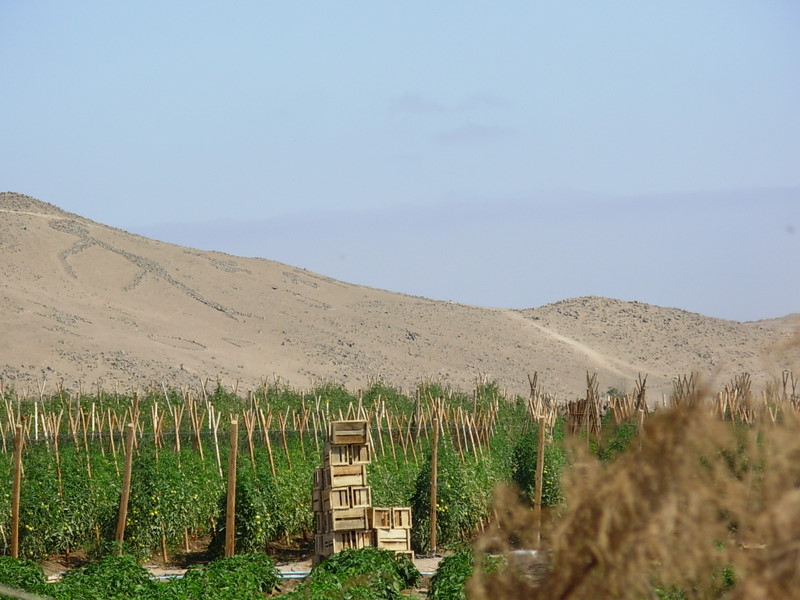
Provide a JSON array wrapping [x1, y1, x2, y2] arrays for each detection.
[[470, 374, 800, 599]]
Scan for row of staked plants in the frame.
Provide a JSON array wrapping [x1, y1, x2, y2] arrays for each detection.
[[0, 378, 643, 561]]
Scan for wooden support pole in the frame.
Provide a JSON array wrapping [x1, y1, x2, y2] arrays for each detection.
[[534, 416, 546, 547], [376, 410, 386, 457], [225, 418, 239, 558], [243, 411, 256, 467], [211, 406, 223, 477], [115, 423, 136, 550], [430, 417, 439, 555], [257, 408, 276, 478], [11, 424, 23, 558], [387, 414, 398, 462], [279, 409, 291, 470]]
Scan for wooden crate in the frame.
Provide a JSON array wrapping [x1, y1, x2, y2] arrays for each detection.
[[368, 507, 392, 529], [322, 529, 374, 554], [374, 528, 411, 552], [324, 443, 352, 466], [313, 467, 324, 488], [329, 420, 368, 445], [324, 463, 368, 489], [325, 507, 369, 532], [312, 488, 322, 513], [349, 443, 371, 464], [323, 487, 352, 512], [314, 511, 325, 533], [324, 443, 371, 467], [350, 486, 372, 509], [314, 533, 325, 556], [391, 507, 412, 529]]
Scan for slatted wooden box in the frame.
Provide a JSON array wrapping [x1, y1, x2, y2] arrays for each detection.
[[391, 507, 412, 529], [329, 420, 368, 445], [322, 529, 373, 554], [374, 527, 411, 552], [349, 486, 372, 509], [324, 463, 368, 489], [323, 443, 372, 467], [312, 488, 322, 513], [322, 487, 352, 512], [349, 443, 371, 464], [314, 467, 324, 488], [325, 507, 369, 532], [314, 512, 325, 533], [368, 507, 392, 529]]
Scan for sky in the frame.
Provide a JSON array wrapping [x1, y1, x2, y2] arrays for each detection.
[[2, 1, 799, 322]]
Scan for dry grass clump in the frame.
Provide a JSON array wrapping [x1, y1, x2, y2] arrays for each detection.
[[470, 386, 800, 599]]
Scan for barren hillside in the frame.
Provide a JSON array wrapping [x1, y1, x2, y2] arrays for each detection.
[[1, 191, 797, 401]]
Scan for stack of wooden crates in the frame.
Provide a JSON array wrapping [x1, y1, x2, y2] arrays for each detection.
[[312, 420, 413, 564]]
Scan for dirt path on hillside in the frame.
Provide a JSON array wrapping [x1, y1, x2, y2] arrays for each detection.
[[504, 310, 640, 380]]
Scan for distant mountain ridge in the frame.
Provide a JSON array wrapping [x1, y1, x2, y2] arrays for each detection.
[[1, 191, 797, 400]]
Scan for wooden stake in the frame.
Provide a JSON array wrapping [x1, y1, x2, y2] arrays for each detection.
[[386, 414, 398, 462], [258, 408, 276, 478], [376, 408, 386, 457], [278, 409, 291, 470], [243, 410, 256, 467], [311, 410, 320, 453], [11, 424, 23, 558], [115, 424, 136, 549], [52, 413, 64, 497], [225, 418, 239, 557], [80, 408, 92, 479], [210, 406, 223, 477], [534, 417, 546, 547], [161, 524, 169, 564], [430, 417, 439, 555]]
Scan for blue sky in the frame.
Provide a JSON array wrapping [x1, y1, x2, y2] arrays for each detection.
[[2, 1, 798, 321]]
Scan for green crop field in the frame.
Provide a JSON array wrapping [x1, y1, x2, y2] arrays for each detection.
[[0, 371, 797, 599]]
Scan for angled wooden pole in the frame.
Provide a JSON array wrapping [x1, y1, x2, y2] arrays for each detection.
[[115, 423, 136, 550]]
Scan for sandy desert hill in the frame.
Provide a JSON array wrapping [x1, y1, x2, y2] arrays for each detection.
[[1, 191, 797, 402]]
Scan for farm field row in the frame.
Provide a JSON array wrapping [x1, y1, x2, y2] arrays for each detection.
[[0, 371, 798, 599]]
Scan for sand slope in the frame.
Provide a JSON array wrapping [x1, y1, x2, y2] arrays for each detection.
[[1, 192, 797, 401]]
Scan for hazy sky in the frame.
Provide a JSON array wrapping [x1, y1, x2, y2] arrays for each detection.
[[2, 2, 798, 321]]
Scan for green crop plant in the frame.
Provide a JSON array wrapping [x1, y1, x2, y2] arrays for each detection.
[[210, 448, 284, 555], [428, 549, 472, 600], [51, 554, 157, 600], [0, 556, 49, 597], [511, 420, 566, 507], [411, 436, 488, 553], [125, 446, 223, 557], [283, 547, 419, 600], [176, 553, 281, 599]]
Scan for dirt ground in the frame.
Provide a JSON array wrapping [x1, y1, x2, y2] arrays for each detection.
[[39, 550, 443, 583]]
